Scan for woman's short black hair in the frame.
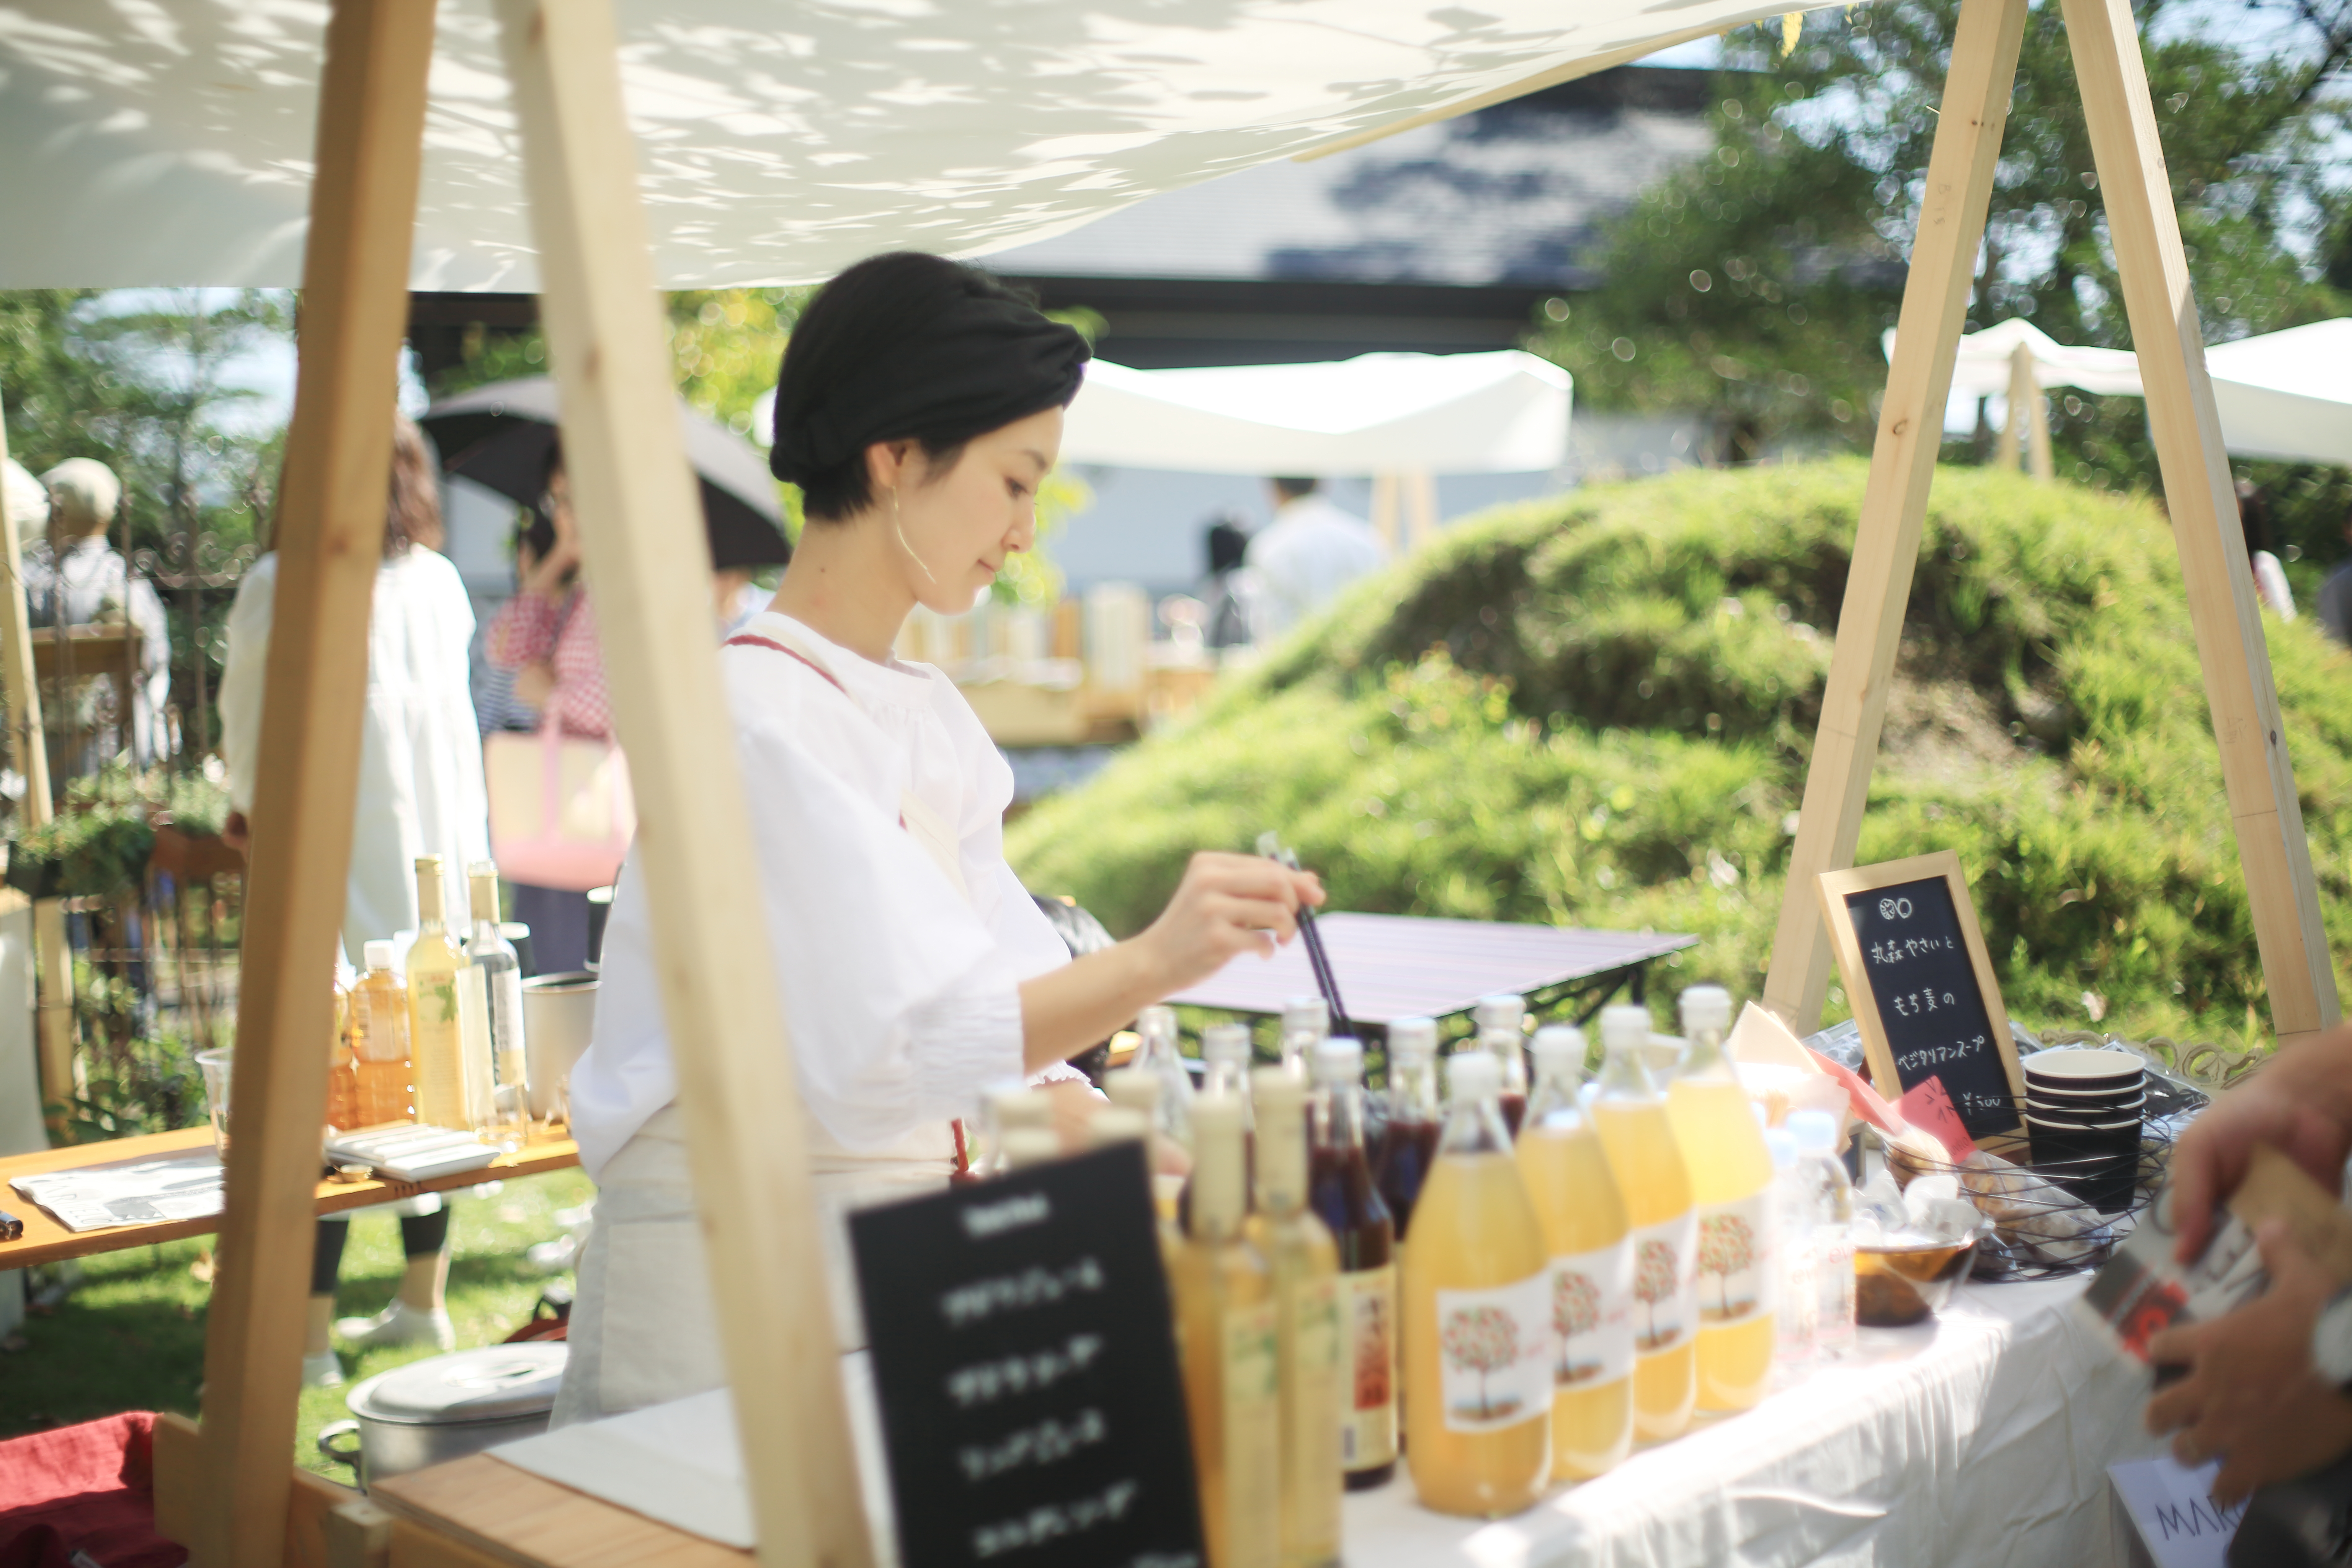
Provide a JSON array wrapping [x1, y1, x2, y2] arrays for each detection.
[[770, 252, 1090, 522]]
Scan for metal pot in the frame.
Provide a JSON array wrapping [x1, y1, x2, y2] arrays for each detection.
[[522, 972, 598, 1122], [317, 1343, 568, 1490]]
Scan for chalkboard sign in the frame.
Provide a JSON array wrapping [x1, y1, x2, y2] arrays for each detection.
[[1815, 850, 2027, 1145], [847, 1142, 1204, 1568]]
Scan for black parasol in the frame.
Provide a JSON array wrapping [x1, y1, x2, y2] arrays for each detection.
[[420, 377, 791, 571]]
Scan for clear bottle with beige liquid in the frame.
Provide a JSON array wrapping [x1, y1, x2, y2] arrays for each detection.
[[1248, 1069, 1343, 1568]]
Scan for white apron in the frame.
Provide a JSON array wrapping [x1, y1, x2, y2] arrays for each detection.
[[552, 628, 976, 1428]]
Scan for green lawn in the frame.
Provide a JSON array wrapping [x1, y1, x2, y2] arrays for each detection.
[[0, 1168, 593, 1479]]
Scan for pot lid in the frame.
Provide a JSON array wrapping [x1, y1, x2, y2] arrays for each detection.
[[348, 1344, 569, 1424]]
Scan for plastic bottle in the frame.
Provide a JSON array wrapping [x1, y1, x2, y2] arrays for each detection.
[[1134, 1003, 1196, 1150], [1248, 1069, 1342, 1568], [1764, 1128, 1816, 1379], [1172, 1093, 1282, 1568], [1306, 1037, 1397, 1491], [1470, 995, 1530, 1139], [1280, 995, 1329, 1081], [1589, 1003, 1698, 1442], [1789, 1111, 1856, 1361], [1375, 1016, 1442, 1244], [1665, 985, 1777, 1412], [1402, 1052, 1552, 1517], [326, 967, 362, 1132], [1515, 1024, 1633, 1480], [349, 940, 414, 1126]]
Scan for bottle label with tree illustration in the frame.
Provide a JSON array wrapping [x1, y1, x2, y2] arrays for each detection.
[[1627, 1212, 1699, 1359], [1434, 1272, 1550, 1433], [1550, 1239, 1634, 1388], [1692, 1193, 1776, 1328]]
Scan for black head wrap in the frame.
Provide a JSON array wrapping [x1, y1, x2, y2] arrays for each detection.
[[769, 253, 1091, 489]]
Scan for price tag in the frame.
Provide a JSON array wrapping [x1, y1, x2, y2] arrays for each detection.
[[1898, 1076, 1976, 1161]]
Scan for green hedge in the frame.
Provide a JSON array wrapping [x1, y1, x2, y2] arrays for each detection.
[[1009, 459, 2352, 1046]]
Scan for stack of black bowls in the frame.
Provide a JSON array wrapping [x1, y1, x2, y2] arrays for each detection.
[[2022, 1048, 2146, 1213]]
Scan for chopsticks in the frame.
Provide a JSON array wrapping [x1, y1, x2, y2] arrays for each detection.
[[1257, 832, 1349, 1034]]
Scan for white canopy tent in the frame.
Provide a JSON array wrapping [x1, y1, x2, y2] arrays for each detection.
[[1888, 317, 2352, 467]]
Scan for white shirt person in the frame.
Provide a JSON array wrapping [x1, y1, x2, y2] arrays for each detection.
[[1246, 477, 1389, 642]]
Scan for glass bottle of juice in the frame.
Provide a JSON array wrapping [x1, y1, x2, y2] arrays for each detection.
[[466, 863, 529, 1140], [1402, 1052, 1553, 1517], [1666, 985, 1776, 1412], [1106, 1068, 1186, 1231], [326, 966, 362, 1131], [407, 858, 480, 1131], [1307, 1037, 1397, 1491], [1171, 1093, 1282, 1568], [1515, 1024, 1634, 1480], [1134, 1004, 1195, 1150], [1280, 995, 1328, 1080], [350, 940, 414, 1125], [1472, 995, 1530, 1139], [981, 1083, 1052, 1173], [1590, 1003, 1697, 1442], [1375, 1016, 1441, 1244], [1182, 1024, 1256, 1229], [1248, 1069, 1342, 1568]]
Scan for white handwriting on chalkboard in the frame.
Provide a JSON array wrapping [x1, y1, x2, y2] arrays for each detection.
[[1867, 937, 1957, 966], [1895, 1034, 1989, 1074], [957, 1408, 1109, 1482], [946, 1333, 1106, 1409], [1877, 896, 1914, 920], [971, 1477, 1140, 1559], [1958, 1089, 2013, 1119], [1886, 989, 1961, 1018], [963, 1191, 1052, 1240], [940, 1258, 1106, 1328]]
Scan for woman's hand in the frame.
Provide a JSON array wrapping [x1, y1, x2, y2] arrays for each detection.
[[521, 533, 580, 603], [1133, 851, 1324, 995], [514, 661, 558, 710], [2167, 1030, 2352, 1264]]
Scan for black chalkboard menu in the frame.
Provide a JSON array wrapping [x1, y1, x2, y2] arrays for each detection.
[[1816, 850, 2027, 1144], [847, 1142, 1204, 1568]]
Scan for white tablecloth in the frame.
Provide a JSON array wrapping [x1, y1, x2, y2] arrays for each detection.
[[495, 1274, 2160, 1567]]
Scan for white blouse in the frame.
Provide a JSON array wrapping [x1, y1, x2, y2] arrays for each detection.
[[569, 611, 1070, 1178]]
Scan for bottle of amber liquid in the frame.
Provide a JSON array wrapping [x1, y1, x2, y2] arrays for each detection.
[[325, 966, 362, 1131], [1473, 994, 1531, 1139], [350, 940, 414, 1126], [1248, 1069, 1342, 1568], [407, 857, 479, 1131], [1172, 1093, 1281, 1568], [1307, 1037, 1397, 1491], [1375, 1016, 1442, 1245]]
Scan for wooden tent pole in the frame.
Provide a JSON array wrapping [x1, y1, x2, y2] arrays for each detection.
[[494, 4, 877, 1565], [2063, 0, 2339, 1044], [0, 398, 70, 1131], [178, 3, 435, 1562], [1760, 0, 2028, 1034], [2001, 342, 2031, 473]]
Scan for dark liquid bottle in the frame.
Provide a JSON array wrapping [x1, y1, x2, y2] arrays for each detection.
[[1474, 992, 1530, 1144], [1372, 1017, 1442, 1242], [1497, 1091, 1527, 1139], [1308, 1037, 1398, 1491]]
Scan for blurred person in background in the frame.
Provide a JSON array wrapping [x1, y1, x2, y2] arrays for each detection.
[[22, 457, 171, 778], [2313, 504, 2352, 648], [1246, 475, 1385, 642], [219, 415, 487, 1382], [1199, 510, 1255, 650], [2239, 479, 2295, 622]]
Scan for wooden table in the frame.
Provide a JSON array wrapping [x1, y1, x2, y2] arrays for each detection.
[[0, 1125, 581, 1269], [371, 1455, 750, 1568], [1166, 911, 1697, 1028]]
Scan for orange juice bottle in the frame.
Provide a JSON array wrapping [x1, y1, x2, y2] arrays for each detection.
[[350, 940, 414, 1126], [1515, 1024, 1634, 1479], [1171, 1093, 1281, 1568], [1402, 1052, 1552, 1516], [1590, 1004, 1697, 1442], [1666, 985, 1777, 1412], [1247, 1069, 1342, 1568]]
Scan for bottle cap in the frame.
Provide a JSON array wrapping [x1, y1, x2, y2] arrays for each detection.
[[1472, 993, 1525, 1034], [1764, 1127, 1798, 1170], [1311, 1037, 1363, 1085], [363, 940, 395, 972], [1678, 985, 1734, 1034], [1001, 1128, 1063, 1169], [1787, 1109, 1839, 1154], [1103, 1068, 1161, 1116], [1188, 1093, 1246, 1235], [468, 859, 498, 883], [1137, 1004, 1176, 1045], [1088, 1108, 1150, 1148], [1445, 1050, 1501, 1100], [1202, 1022, 1250, 1065], [1281, 995, 1328, 1035], [1387, 1016, 1438, 1060], [1598, 1004, 1652, 1052], [1530, 1024, 1585, 1071]]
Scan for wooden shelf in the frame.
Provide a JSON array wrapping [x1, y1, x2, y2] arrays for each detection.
[[371, 1456, 750, 1568]]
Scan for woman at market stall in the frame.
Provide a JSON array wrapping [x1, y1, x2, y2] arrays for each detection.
[[556, 252, 1320, 1424]]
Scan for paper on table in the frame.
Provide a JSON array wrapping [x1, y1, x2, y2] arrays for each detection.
[[2107, 1455, 2244, 1568], [10, 1152, 225, 1233]]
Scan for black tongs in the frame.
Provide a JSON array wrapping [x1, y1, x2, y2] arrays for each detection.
[[1257, 831, 1349, 1034]]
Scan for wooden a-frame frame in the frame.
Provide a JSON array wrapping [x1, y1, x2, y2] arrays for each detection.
[[144, 0, 2335, 1563]]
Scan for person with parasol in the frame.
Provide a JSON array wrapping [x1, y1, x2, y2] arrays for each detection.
[[555, 253, 1322, 1424]]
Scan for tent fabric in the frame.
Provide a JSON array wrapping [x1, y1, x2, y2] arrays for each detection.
[[1885, 318, 2352, 465], [1058, 352, 1573, 475], [0, 0, 1824, 292]]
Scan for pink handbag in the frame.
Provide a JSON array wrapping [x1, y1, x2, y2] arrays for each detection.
[[484, 714, 634, 891]]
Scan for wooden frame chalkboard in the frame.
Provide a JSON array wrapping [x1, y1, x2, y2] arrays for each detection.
[[1816, 851, 2028, 1147]]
